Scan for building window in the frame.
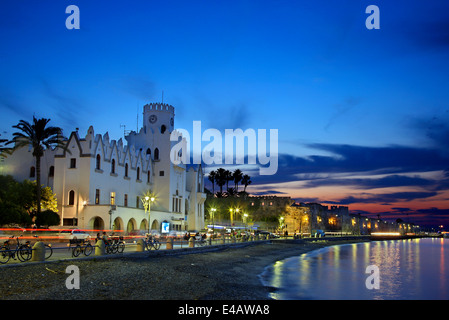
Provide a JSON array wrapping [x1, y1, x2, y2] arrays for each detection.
[[159, 170, 164, 176], [136, 196, 140, 208], [124, 194, 128, 207], [96, 154, 101, 170], [161, 125, 166, 134], [70, 158, 76, 168], [95, 189, 100, 204], [137, 167, 140, 180], [48, 166, 54, 177], [29, 166, 35, 178], [146, 148, 151, 155], [125, 163, 128, 177], [110, 192, 116, 205], [68, 190, 75, 206], [154, 148, 159, 160], [147, 170, 151, 183], [111, 159, 115, 174]]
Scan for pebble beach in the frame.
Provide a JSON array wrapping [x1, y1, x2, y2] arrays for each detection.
[[0, 239, 369, 300]]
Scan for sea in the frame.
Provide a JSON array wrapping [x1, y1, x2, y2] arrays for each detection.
[[259, 238, 449, 300]]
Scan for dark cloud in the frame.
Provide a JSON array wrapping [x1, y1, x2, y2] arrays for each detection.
[[122, 76, 157, 101], [251, 190, 287, 196], [362, 207, 449, 227], [324, 97, 361, 131], [325, 191, 438, 206], [303, 174, 436, 190], [252, 143, 449, 187], [40, 79, 86, 134]]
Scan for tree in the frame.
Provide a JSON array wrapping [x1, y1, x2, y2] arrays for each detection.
[[7, 116, 67, 215], [35, 209, 60, 227], [232, 169, 243, 192], [0, 138, 11, 155], [0, 176, 58, 226], [215, 168, 227, 195], [0, 175, 32, 225], [208, 170, 216, 194], [225, 169, 232, 192], [242, 174, 252, 192]]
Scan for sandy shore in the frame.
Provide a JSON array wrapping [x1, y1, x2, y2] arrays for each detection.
[[0, 238, 368, 300]]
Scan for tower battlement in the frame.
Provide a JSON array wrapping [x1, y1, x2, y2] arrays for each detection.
[[144, 102, 174, 114]]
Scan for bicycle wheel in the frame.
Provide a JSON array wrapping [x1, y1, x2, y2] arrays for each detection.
[[84, 243, 93, 256], [45, 244, 53, 259], [72, 245, 82, 257], [117, 242, 125, 253], [154, 240, 161, 250], [0, 246, 10, 264], [18, 245, 32, 262]]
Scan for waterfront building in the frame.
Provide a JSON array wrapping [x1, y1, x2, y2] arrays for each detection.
[[1, 103, 207, 233]]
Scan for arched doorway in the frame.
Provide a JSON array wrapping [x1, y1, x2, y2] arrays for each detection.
[[112, 217, 124, 232], [89, 216, 105, 231], [151, 219, 159, 231], [140, 219, 148, 231], [127, 218, 137, 234]]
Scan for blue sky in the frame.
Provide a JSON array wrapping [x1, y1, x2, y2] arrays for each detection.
[[1, 0, 449, 227]]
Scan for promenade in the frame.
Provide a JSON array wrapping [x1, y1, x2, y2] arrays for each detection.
[[0, 237, 370, 300]]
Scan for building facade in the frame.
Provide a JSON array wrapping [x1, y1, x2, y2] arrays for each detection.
[[1, 103, 207, 233]]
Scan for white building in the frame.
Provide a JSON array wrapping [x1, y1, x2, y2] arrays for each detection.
[[1, 103, 207, 233]]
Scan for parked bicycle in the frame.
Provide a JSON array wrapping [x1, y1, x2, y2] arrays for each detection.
[[105, 236, 125, 254], [0, 235, 32, 264], [72, 238, 93, 257], [195, 235, 207, 247], [145, 234, 161, 250]]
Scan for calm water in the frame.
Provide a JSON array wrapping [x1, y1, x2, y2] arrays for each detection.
[[260, 238, 449, 300]]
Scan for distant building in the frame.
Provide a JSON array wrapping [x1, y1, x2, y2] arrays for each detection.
[[1, 103, 207, 233]]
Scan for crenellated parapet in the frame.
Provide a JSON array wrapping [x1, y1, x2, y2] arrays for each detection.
[[144, 102, 174, 113]]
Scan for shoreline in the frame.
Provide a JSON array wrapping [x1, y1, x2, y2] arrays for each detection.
[[0, 238, 369, 300]]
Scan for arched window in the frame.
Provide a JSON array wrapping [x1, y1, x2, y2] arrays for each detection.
[[161, 125, 166, 134], [48, 166, 54, 177], [96, 154, 101, 170], [154, 148, 159, 161], [69, 190, 75, 206], [125, 163, 129, 177], [146, 148, 151, 155], [137, 167, 140, 180], [111, 159, 115, 174], [30, 166, 35, 178]]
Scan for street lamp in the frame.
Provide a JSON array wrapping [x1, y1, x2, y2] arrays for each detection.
[[243, 213, 248, 233], [211, 208, 217, 236], [142, 193, 155, 234]]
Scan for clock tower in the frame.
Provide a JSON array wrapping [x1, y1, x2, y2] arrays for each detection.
[[143, 102, 175, 135]]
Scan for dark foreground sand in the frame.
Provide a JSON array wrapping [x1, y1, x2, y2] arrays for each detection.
[[0, 239, 368, 300]]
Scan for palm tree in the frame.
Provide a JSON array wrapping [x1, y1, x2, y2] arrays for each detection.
[[215, 168, 227, 195], [242, 174, 252, 192], [7, 117, 67, 216], [225, 169, 232, 192], [208, 170, 216, 195], [232, 169, 243, 192], [0, 138, 10, 155]]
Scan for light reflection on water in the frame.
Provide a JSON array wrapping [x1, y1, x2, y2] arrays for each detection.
[[260, 238, 449, 300]]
